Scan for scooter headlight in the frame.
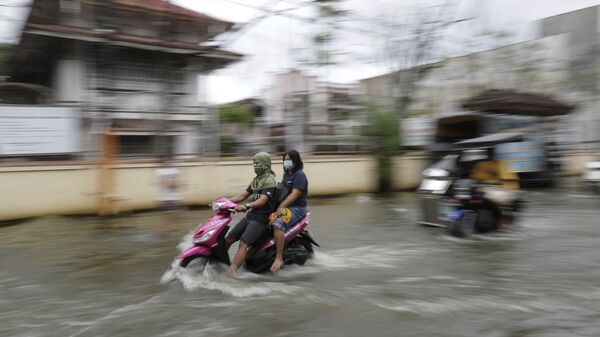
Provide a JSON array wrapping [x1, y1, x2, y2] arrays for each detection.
[[193, 229, 217, 244], [211, 202, 223, 211], [423, 168, 448, 178]]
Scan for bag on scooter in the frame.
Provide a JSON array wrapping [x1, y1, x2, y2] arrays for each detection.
[[273, 182, 290, 206]]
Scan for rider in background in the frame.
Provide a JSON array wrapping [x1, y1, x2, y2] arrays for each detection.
[[223, 152, 277, 277], [155, 155, 183, 235], [468, 147, 519, 228], [270, 150, 309, 273]]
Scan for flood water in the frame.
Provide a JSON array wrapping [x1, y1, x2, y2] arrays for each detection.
[[2, 183, 600, 337]]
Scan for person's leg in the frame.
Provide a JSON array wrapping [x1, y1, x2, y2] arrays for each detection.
[[225, 217, 249, 250], [500, 209, 514, 230], [222, 217, 266, 277], [483, 187, 514, 230], [223, 240, 248, 277], [270, 207, 306, 273], [270, 226, 285, 272], [225, 236, 236, 250]]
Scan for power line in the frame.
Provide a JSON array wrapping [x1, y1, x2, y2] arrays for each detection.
[[215, 0, 379, 40], [218, 0, 287, 44]]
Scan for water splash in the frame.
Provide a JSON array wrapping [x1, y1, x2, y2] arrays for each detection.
[[311, 244, 430, 270], [161, 258, 303, 298], [368, 294, 585, 316]]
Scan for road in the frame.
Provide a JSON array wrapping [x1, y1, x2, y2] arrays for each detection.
[[2, 184, 600, 337]]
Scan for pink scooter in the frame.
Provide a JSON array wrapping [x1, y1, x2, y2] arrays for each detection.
[[178, 198, 319, 273]]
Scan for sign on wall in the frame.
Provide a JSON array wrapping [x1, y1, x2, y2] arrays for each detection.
[[496, 141, 545, 172], [0, 107, 80, 156]]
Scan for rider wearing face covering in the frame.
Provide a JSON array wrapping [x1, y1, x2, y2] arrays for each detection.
[[223, 152, 278, 277], [269, 149, 308, 273], [250, 152, 277, 198]]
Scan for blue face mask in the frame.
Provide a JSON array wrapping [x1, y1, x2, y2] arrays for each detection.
[[283, 160, 293, 172]]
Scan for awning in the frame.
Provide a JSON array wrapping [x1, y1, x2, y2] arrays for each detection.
[[462, 89, 575, 116], [435, 113, 482, 141]]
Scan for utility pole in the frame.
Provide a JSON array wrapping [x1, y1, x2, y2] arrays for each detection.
[[96, 0, 119, 216]]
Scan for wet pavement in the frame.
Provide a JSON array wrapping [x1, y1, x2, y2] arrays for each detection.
[[2, 181, 600, 337]]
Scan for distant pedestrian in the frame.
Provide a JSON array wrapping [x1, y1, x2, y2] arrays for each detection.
[[155, 155, 184, 235]]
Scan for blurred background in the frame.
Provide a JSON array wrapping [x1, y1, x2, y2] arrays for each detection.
[[1, 0, 599, 159], [2, 0, 600, 215], [1, 0, 600, 213], [3, 2, 600, 337]]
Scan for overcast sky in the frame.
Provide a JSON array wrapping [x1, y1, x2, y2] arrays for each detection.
[[175, 0, 600, 103], [2, 0, 600, 103]]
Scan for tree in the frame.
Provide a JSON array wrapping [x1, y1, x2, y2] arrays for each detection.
[[311, 0, 345, 68], [374, 2, 465, 115], [363, 1, 464, 191], [366, 103, 399, 192], [219, 136, 239, 156], [0, 43, 14, 78], [217, 103, 255, 126]]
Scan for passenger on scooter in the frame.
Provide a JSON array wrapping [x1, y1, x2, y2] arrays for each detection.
[[269, 150, 309, 273], [222, 152, 277, 277]]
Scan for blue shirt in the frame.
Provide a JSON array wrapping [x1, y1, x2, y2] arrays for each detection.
[[282, 170, 308, 208]]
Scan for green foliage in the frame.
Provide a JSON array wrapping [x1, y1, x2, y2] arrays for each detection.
[[317, 50, 333, 65], [218, 104, 255, 126], [318, 4, 344, 17], [366, 103, 400, 192], [492, 30, 513, 40], [219, 136, 238, 156], [313, 0, 343, 5], [313, 32, 332, 45], [0, 43, 14, 77], [408, 108, 434, 117], [307, 0, 345, 68]]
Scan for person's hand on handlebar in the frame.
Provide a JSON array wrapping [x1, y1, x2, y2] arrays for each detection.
[[235, 204, 249, 212]]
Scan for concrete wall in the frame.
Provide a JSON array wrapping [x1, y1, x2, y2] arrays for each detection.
[[0, 165, 99, 218], [540, 5, 599, 60], [1, 152, 593, 221], [392, 154, 430, 190], [560, 151, 598, 175], [1, 156, 429, 221]]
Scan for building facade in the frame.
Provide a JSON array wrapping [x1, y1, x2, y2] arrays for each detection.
[[264, 70, 368, 154], [538, 5, 600, 149], [8, 0, 241, 158], [360, 29, 577, 149]]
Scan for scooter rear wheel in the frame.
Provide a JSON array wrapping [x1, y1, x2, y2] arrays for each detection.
[[180, 256, 208, 272], [295, 237, 314, 255], [286, 237, 314, 266]]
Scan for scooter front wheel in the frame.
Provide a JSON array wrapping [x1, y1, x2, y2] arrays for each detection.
[[180, 255, 208, 272]]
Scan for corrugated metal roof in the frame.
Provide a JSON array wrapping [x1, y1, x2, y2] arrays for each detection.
[[25, 23, 242, 59], [462, 89, 575, 116]]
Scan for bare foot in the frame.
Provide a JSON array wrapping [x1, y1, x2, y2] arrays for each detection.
[[221, 267, 237, 278], [270, 258, 284, 273], [499, 221, 512, 231]]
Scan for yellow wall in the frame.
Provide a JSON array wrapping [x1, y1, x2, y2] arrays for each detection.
[[0, 165, 98, 218], [0, 153, 590, 221], [560, 152, 597, 176], [0, 156, 392, 221], [392, 154, 430, 190]]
